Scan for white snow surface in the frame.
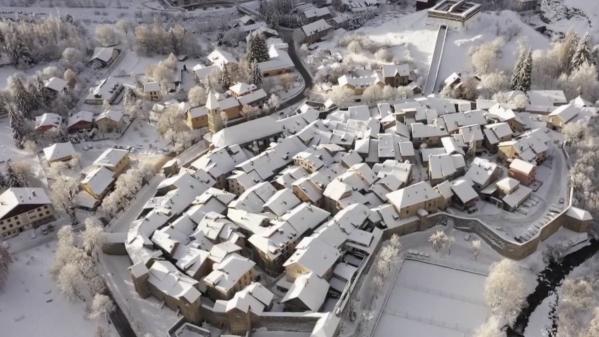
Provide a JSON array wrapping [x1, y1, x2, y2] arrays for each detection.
[[0, 241, 96, 337]]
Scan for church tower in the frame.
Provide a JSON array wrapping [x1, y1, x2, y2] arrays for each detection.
[[206, 90, 223, 134]]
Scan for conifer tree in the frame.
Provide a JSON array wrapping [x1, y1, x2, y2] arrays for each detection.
[[571, 33, 593, 72], [511, 49, 532, 92], [247, 34, 269, 64], [250, 62, 263, 87]]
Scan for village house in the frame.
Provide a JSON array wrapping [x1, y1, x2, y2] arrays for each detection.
[[294, 3, 332, 23], [43, 76, 68, 97], [67, 111, 94, 133], [90, 47, 120, 68], [497, 128, 550, 164], [93, 148, 130, 175], [464, 157, 502, 190], [204, 254, 256, 300], [187, 106, 209, 130], [450, 179, 479, 209], [382, 64, 411, 87], [0, 188, 55, 238], [338, 72, 383, 95], [258, 44, 295, 77], [95, 109, 124, 133], [547, 104, 580, 130], [428, 153, 465, 185], [43, 142, 77, 164], [281, 272, 329, 312], [207, 49, 237, 70], [84, 77, 125, 105], [130, 260, 202, 322], [143, 81, 161, 101], [386, 181, 445, 219], [35, 113, 62, 133], [81, 166, 115, 200], [495, 177, 532, 211], [301, 19, 333, 44], [508, 158, 536, 186]]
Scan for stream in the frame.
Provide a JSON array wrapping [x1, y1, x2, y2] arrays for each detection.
[[507, 238, 599, 337]]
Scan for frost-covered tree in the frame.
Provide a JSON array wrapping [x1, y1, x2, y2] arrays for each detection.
[[571, 33, 593, 72], [511, 49, 532, 92], [484, 259, 531, 326], [188, 86, 207, 107], [375, 234, 401, 277], [220, 66, 232, 91], [8, 108, 25, 149], [479, 72, 510, 98], [470, 37, 504, 75], [62, 47, 83, 69], [82, 217, 104, 254], [8, 76, 36, 117], [558, 62, 599, 102], [428, 230, 449, 253], [247, 33, 269, 64], [89, 293, 115, 321], [473, 316, 503, 337], [472, 239, 482, 260], [582, 309, 599, 337], [47, 174, 78, 219], [0, 242, 12, 289]]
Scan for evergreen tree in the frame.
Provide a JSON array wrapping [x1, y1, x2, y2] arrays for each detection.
[[247, 34, 269, 64], [8, 108, 24, 149], [250, 62, 263, 87], [0, 172, 6, 190], [11, 78, 36, 117], [5, 163, 21, 187], [511, 50, 532, 92], [571, 33, 593, 72], [220, 66, 232, 91]]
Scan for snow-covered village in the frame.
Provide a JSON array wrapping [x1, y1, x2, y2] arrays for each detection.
[[0, 0, 598, 337]]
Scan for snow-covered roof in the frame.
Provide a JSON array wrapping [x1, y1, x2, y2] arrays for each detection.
[[93, 148, 129, 170], [96, 109, 123, 123], [91, 47, 116, 63], [382, 64, 410, 78], [238, 88, 267, 106], [496, 177, 520, 194], [284, 237, 340, 278], [147, 260, 201, 304], [548, 104, 579, 123], [204, 253, 255, 294], [143, 81, 160, 93], [464, 157, 500, 188], [502, 184, 532, 209], [229, 82, 257, 96], [509, 158, 535, 175], [301, 19, 332, 37], [450, 179, 478, 204], [338, 72, 382, 89], [44, 77, 67, 92], [0, 188, 52, 220], [35, 113, 62, 130], [387, 181, 441, 210], [43, 142, 77, 162], [193, 64, 220, 82], [81, 166, 115, 197], [281, 272, 329, 312], [211, 116, 282, 148], [207, 49, 237, 68], [68, 111, 94, 127]]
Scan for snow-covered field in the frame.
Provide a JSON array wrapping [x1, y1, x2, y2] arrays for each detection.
[[373, 259, 489, 337], [437, 10, 549, 86], [0, 241, 96, 337]]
